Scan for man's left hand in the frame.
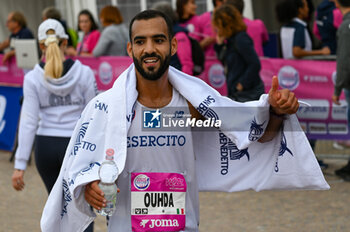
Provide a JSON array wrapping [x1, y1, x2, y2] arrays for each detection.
[[268, 76, 299, 115]]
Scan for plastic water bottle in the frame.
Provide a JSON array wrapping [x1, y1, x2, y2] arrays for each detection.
[[97, 149, 119, 216]]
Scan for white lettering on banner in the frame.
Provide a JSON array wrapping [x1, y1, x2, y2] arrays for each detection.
[[297, 99, 329, 120], [308, 123, 327, 134], [331, 100, 348, 120], [0, 95, 7, 134], [303, 75, 328, 83], [328, 123, 349, 135], [0, 66, 9, 72]]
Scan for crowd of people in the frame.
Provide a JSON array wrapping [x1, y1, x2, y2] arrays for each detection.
[[1, 0, 350, 231]]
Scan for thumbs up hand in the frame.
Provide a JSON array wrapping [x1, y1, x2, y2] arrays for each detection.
[[269, 76, 299, 115]]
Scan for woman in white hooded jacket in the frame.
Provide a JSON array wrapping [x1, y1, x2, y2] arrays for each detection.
[[11, 19, 97, 195]]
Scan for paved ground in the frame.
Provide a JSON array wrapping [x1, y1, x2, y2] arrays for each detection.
[[1, 140, 350, 232]]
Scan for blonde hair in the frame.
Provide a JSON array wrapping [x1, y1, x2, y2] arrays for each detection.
[[40, 30, 64, 79]]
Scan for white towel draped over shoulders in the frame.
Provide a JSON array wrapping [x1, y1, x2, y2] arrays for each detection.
[[41, 64, 329, 232]]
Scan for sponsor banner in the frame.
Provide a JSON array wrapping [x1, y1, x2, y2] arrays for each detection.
[[0, 56, 24, 86], [131, 172, 186, 232], [74, 56, 132, 90], [260, 58, 349, 139], [0, 86, 23, 151], [0, 55, 133, 90], [199, 58, 227, 96]]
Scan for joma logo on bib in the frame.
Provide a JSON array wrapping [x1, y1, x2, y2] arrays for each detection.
[[141, 219, 180, 229]]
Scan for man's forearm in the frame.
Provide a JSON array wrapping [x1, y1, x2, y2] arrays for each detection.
[[258, 111, 284, 143]]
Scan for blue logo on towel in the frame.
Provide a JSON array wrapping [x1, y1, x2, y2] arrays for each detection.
[[197, 95, 219, 120], [80, 162, 101, 175], [61, 179, 72, 219], [249, 118, 265, 141], [275, 131, 293, 172], [219, 132, 250, 175], [143, 109, 161, 128], [71, 122, 89, 156]]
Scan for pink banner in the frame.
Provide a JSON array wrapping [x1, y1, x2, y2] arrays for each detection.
[[75, 56, 132, 90], [260, 58, 349, 139], [198, 57, 227, 96], [0, 56, 25, 86]]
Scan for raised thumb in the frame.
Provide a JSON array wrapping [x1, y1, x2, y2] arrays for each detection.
[[270, 76, 279, 93]]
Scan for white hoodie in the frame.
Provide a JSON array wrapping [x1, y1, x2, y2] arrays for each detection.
[[14, 60, 97, 170]]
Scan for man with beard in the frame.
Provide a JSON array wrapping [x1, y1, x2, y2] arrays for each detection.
[[80, 10, 300, 232]]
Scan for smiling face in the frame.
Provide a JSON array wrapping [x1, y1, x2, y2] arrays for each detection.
[[127, 17, 177, 81]]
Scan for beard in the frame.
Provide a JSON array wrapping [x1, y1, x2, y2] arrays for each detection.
[[133, 50, 171, 81]]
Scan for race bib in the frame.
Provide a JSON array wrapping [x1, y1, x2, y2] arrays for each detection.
[[131, 172, 186, 232]]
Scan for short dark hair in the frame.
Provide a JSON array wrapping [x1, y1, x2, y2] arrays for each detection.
[[338, 0, 350, 7], [225, 0, 244, 14], [275, 0, 304, 24], [129, 10, 174, 42], [42, 7, 61, 20], [78, 9, 99, 31], [152, 1, 178, 24]]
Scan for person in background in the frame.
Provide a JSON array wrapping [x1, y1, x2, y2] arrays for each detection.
[[11, 19, 96, 231], [276, 0, 330, 169], [176, 0, 202, 40], [196, 0, 224, 58], [276, 0, 331, 59], [314, 1, 348, 149], [42, 6, 77, 55], [225, 0, 269, 57], [92, 5, 128, 57], [313, 0, 343, 55], [66, 9, 100, 56], [332, 0, 350, 180], [0, 11, 34, 64], [213, 4, 265, 102], [152, 1, 194, 75]]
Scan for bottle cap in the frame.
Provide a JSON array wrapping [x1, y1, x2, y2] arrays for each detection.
[[106, 148, 115, 160]]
